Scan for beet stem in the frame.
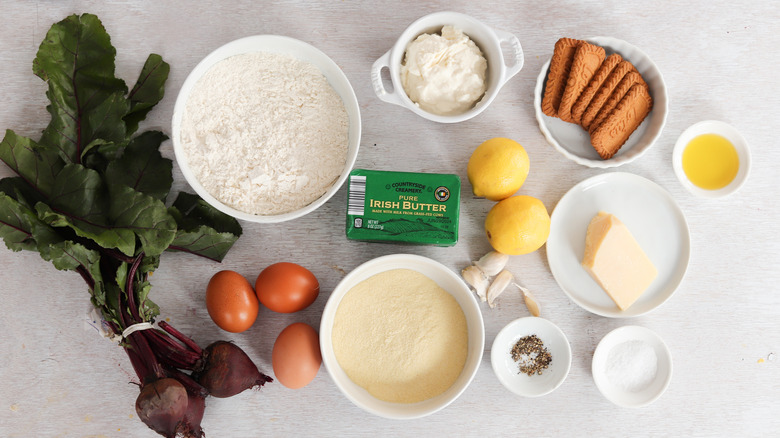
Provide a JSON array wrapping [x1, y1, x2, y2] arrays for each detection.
[[109, 321, 150, 379], [158, 320, 202, 355], [76, 265, 95, 290], [165, 366, 209, 398], [125, 253, 145, 322], [117, 277, 165, 381], [128, 332, 165, 381], [145, 331, 200, 369]]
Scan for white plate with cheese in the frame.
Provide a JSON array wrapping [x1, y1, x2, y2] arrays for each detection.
[[547, 172, 690, 317]]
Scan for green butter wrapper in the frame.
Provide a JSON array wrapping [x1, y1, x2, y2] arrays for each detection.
[[345, 169, 460, 246]]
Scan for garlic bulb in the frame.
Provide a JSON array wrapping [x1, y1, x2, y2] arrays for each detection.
[[461, 265, 488, 301], [473, 251, 509, 277], [487, 269, 514, 308]]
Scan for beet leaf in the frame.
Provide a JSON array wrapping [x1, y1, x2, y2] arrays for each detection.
[[33, 14, 128, 164], [167, 192, 242, 262], [125, 54, 171, 136], [104, 131, 173, 202]]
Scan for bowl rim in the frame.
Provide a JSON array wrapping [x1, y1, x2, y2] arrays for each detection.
[[490, 316, 572, 397], [672, 119, 751, 198], [171, 34, 361, 223], [319, 253, 485, 419], [533, 36, 668, 168]]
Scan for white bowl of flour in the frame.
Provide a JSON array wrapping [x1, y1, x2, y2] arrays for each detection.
[[320, 254, 485, 419], [172, 35, 361, 222]]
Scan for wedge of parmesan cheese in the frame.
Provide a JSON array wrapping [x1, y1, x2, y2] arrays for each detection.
[[582, 212, 658, 311]]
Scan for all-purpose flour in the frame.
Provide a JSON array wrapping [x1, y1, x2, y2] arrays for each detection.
[[181, 52, 349, 215]]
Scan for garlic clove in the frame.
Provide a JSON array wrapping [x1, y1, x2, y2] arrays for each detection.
[[473, 251, 509, 277], [487, 269, 514, 308], [461, 265, 488, 301], [516, 283, 541, 317]]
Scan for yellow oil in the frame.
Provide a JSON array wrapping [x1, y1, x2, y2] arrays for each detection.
[[682, 134, 739, 190]]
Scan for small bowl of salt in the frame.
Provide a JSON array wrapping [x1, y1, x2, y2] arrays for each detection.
[[592, 325, 673, 408]]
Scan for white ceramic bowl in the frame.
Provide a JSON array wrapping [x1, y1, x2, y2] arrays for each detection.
[[319, 254, 485, 419], [534, 36, 668, 168], [171, 35, 361, 223], [491, 317, 572, 397], [371, 11, 524, 123], [592, 325, 673, 408], [672, 120, 751, 198]]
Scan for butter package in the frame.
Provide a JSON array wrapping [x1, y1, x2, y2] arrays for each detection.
[[345, 169, 460, 246]]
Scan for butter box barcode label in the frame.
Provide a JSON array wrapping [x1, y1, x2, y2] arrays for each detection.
[[345, 169, 460, 246], [347, 175, 367, 216]]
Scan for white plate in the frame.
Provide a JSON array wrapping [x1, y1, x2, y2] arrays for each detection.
[[547, 172, 690, 317], [490, 317, 571, 397], [592, 325, 673, 407], [533, 37, 668, 168]]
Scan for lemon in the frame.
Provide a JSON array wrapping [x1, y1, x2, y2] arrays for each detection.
[[485, 195, 550, 255], [467, 137, 530, 201]]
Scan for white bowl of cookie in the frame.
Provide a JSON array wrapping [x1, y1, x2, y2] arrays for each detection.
[[533, 36, 668, 168]]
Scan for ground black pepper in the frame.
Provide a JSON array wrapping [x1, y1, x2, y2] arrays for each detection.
[[510, 334, 552, 376]]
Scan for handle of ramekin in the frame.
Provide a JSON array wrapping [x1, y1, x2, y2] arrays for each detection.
[[494, 29, 524, 84], [371, 50, 406, 108]]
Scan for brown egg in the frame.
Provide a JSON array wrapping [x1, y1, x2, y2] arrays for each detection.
[[205, 270, 258, 333], [272, 322, 322, 389]]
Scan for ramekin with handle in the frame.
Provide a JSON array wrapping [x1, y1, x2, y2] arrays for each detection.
[[371, 11, 523, 123]]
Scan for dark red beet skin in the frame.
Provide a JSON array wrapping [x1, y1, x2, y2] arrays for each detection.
[[175, 392, 206, 438], [194, 341, 272, 398], [136, 378, 189, 437]]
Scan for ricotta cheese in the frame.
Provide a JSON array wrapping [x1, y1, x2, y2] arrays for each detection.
[[400, 26, 487, 116]]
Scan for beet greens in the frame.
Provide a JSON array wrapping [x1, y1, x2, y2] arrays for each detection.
[[0, 14, 270, 437]]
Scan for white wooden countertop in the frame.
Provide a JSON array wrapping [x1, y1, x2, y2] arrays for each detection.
[[1, 1, 778, 436]]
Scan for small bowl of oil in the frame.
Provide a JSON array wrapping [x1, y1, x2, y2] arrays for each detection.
[[672, 120, 751, 198]]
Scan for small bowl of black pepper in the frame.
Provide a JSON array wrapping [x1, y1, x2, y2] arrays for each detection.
[[490, 317, 572, 397]]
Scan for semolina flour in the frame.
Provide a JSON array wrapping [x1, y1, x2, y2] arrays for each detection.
[[331, 269, 468, 403], [180, 52, 349, 215]]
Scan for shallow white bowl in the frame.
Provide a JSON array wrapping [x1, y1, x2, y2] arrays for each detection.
[[534, 36, 668, 168], [371, 11, 524, 123], [319, 254, 485, 419], [672, 120, 751, 198], [491, 317, 571, 397], [171, 35, 361, 223], [592, 325, 673, 408]]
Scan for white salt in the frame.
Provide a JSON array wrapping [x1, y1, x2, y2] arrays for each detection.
[[605, 340, 658, 392]]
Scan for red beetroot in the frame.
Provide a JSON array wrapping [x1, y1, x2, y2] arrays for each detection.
[[135, 378, 189, 437], [194, 341, 273, 398], [165, 368, 208, 438], [175, 392, 206, 438]]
